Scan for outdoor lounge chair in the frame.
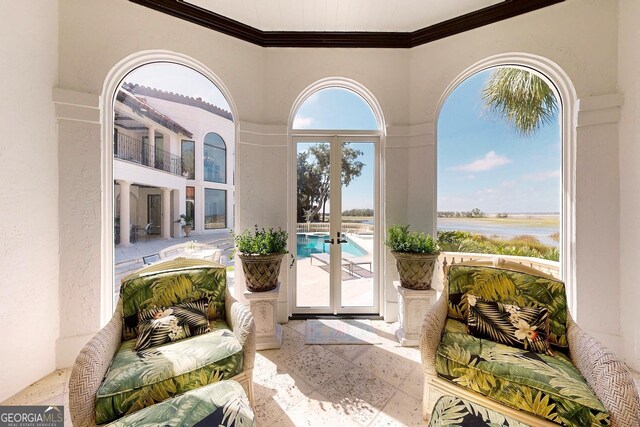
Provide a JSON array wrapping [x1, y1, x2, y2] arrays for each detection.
[[342, 255, 372, 275], [310, 252, 353, 274], [420, 258, 640, 426], [69, 258, 256, 426]]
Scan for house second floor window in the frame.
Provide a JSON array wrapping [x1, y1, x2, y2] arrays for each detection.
[[204, 132, 226, 183]]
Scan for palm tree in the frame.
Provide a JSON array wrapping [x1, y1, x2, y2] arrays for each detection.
[[482, 68, 558, 136]]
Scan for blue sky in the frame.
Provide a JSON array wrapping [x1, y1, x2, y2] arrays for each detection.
[[437, 69, 561, 213], [295, 88, 377, 212], [123, 65, 560, 214]]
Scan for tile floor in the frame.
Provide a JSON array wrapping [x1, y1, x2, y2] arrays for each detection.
[[3, 320, 640, 426]]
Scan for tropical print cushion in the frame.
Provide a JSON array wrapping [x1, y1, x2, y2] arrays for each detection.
[[105, 380, 254, 427], [134, 298, 212, 350], [467, 294, 552, 355], [436, 319, 609, 427], [447, 265, 569, 350], [428, 395, 529, 427], [96, 320, 243, 424], [121, 265, 227, 340]]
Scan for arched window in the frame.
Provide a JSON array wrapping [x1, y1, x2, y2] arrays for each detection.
[[204, 132, 226, 183], [293, 87, 378, 130], [289, 80, 384, 315], [437, 66, 562, 265]]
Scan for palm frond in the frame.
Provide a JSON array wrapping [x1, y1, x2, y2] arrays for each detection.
[[482, 68, 558, 136]]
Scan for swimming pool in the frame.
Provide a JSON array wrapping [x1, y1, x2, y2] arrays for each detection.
[[296, 233, 367, 259]]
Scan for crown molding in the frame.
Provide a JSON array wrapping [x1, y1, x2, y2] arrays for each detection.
[[129, 0, 564, 49]]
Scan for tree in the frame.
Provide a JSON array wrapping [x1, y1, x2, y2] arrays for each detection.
[[482, 68, 558, 136], [296, 143, 364, 222]]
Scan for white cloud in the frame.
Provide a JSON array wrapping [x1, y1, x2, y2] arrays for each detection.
[[523, 170, 561, 181], [293, 116, 314, 128], [450, 151, 511, 172], [501, 180, 517, 189]]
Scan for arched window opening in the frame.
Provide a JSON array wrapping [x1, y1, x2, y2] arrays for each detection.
[[290, 80, 383, 316], [293, 87, 378, 130], [111, 60, 234, 310], [204, 132, 227, 183], [437, 66, 562, 267]]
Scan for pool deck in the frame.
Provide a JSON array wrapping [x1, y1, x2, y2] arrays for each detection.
[[295, 232, 376, 309]]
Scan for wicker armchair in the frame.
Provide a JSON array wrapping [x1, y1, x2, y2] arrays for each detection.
[[420, 258, 640, 427], [69, 258, 256, 427]]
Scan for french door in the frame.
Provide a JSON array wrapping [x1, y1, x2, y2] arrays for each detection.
[[292, 135, 379, 314]]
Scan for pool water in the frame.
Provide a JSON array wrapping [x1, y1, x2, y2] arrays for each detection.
[[297, 233, 367, 259]]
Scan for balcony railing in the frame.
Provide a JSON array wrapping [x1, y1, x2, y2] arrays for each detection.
[[438, 251, 560, 280], [114, 133, 182, 176]]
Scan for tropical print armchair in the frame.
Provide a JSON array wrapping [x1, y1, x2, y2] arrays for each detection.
[[68, 258, 256, 426], [420, 259, 640, 427]]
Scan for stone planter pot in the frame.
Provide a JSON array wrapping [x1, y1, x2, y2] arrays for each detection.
[[183, 225, 192, 237], [391, 251, 440, 290], [239, 252, 285, 292]]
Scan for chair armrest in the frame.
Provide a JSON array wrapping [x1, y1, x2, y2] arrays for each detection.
[[419, 294, 449, 375], [69, 304, 123, 427], [568, 316, 640, 426], [225, 289, 256, 372]]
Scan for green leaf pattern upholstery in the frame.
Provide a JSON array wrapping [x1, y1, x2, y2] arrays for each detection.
[[121, 266, 227, 340], [95, 320, 243, 424], [436, 319, 609, 426], [105, 380, 254, 427], [428, 395, 530, 427], [447, 265, 569, 350]]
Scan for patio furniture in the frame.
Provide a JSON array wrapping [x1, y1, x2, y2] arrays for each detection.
[[342, 255, 372, 275], [420, 258, 640, 426], [310, 252, 352, 274], [69, 258, 256, 426], [141, 253, 160, 265], [428, 395, 526, 427], [136, 222, 153, 242], [104, 380, 254, 427]]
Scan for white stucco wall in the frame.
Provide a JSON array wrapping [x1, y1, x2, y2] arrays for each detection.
[[53, 0, 634, 368], [0, 1, 60, 401], [618, 0, 640, 371]]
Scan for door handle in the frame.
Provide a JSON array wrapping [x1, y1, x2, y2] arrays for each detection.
[[336, 231, 347, 244], [324, 239, 334, 244]]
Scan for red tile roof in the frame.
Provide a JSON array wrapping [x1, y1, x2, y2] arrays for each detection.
[[122, 83, 234, 121]]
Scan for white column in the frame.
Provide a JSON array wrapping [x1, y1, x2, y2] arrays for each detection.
[[148, 126, 156, 167], [118, 180, 131, 246], [161, 187, 171, 240]]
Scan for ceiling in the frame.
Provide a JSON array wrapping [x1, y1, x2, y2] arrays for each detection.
[[184, 0, 502, 32], [130, 0, 564, 48]]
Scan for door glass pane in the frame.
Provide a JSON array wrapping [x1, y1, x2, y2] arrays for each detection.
[[340, 142, 375, 307], [296, 142, 331, 308]]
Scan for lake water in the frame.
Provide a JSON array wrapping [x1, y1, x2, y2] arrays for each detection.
[[437, 218, 559, 247]]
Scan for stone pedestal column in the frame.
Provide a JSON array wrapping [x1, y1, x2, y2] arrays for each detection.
[[394, 281, 437, 346], [244, 282, 282, 350]]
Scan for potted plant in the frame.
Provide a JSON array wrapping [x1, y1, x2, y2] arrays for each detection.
[[385, 224, 440, 290], [175, 214, 194, 237], [233, 225, 288, 292]]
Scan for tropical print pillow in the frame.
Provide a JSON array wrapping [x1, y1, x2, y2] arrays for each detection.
[[447, 265, 569, 350], [134, 298, 211, 351], [467, 294, 552, 355], [121, 265, 227, 340]]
